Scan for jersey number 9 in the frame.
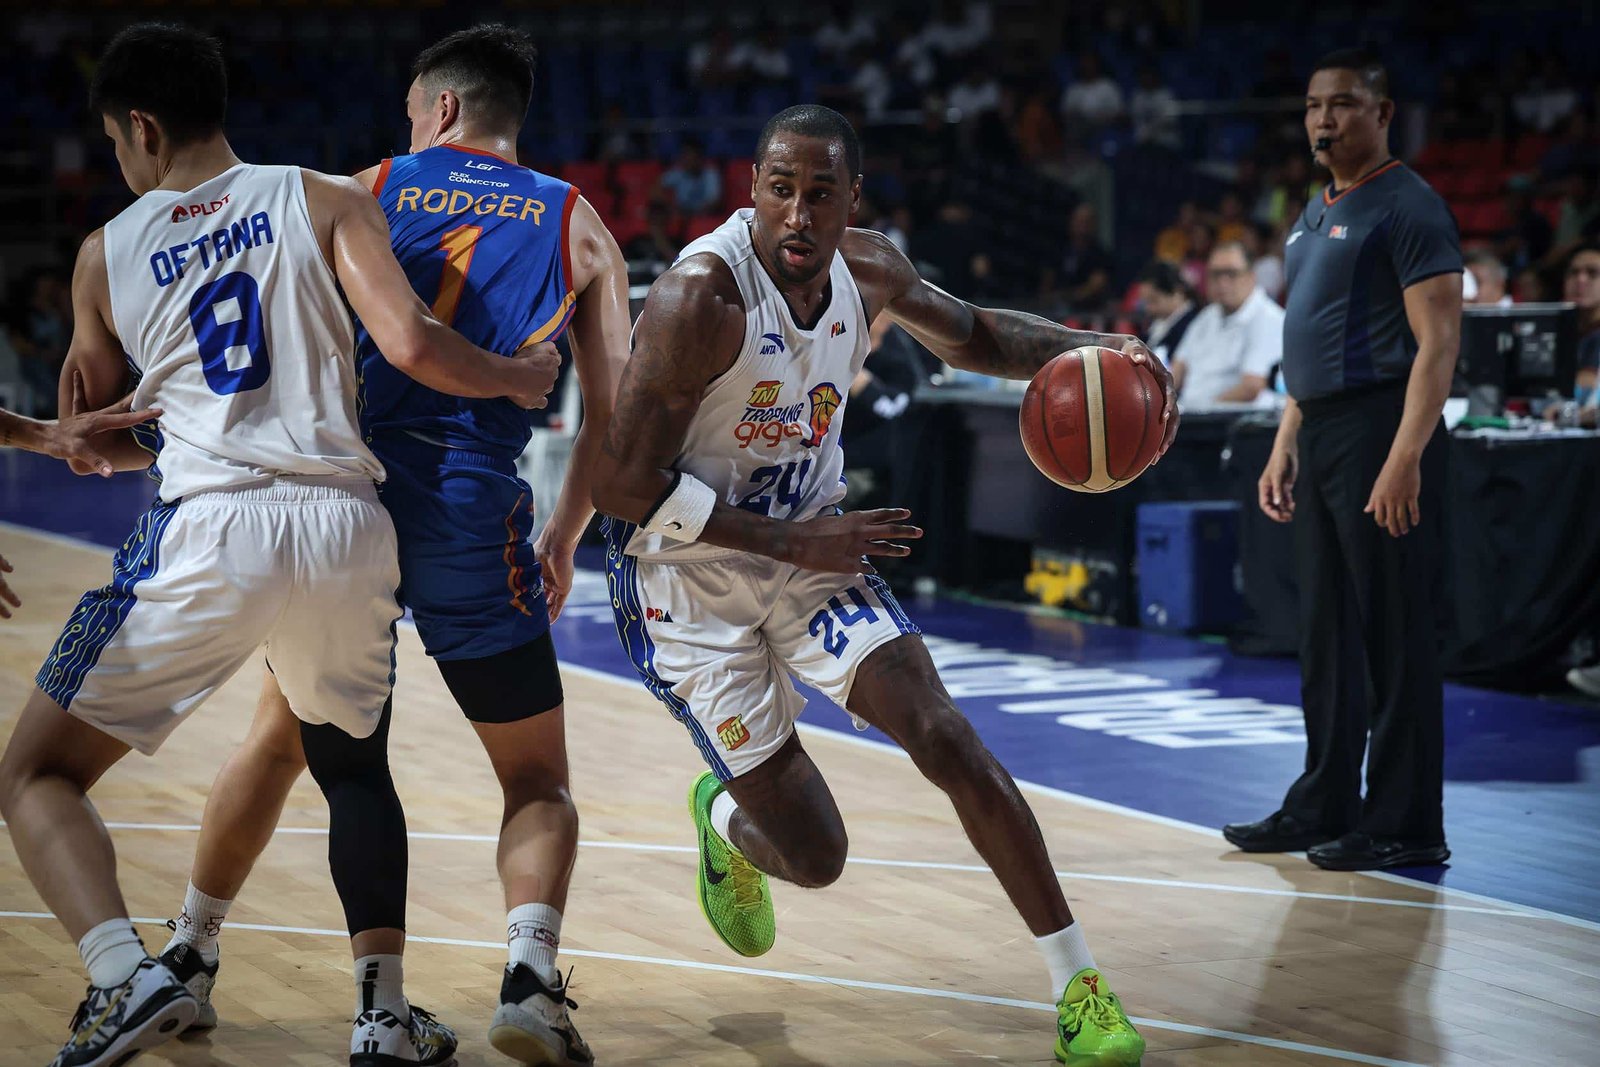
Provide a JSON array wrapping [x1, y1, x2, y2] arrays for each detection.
[[188, 271, 271, 395]]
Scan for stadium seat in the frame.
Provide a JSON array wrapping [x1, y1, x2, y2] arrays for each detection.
[[613, 159, 664, 200], [684, 213, 726, 240], [561, 161, 610, 197], [723, 158, 754, 212]]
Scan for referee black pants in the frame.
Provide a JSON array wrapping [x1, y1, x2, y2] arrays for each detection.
[[1281, 383, 1447, 844]]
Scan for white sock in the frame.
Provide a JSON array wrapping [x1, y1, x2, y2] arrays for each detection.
[[354, 953, 408, 1019], [710, 790, 739, 843], [1035, 922, 1098, 998], [507, 903, 562, 985], [165, 881, 231, 963], [78, 918, 147, 989]]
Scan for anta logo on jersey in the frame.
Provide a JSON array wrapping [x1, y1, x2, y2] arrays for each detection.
[[758, 332, 786, 356], [717, 715, 751, 751], [170, 193, 231, 223]]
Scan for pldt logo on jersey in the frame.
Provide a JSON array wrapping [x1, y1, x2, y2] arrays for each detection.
[[170, 193, 231, 223]]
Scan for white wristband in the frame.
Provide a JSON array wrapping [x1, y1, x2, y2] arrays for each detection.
[[640, 471, 718, 542]]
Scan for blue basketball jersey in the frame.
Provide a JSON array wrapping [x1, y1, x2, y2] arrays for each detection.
[[359, 144, 578, 456]]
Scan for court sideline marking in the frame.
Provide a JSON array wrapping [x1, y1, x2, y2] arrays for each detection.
[[12, 819, 1530, 920], [4, 522, 1597, 937], [0, 910, 1427, 1067]]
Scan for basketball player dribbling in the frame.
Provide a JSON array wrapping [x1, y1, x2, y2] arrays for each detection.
[[592, 105, 1178, 1066], [149, 24, 626, 1067], [0, 24, 560, 1067]]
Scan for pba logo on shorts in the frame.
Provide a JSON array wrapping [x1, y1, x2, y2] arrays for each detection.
[[804, 382, 841, 447], [645, 606, 674, 623], [746, 380, 782, 409], [717, 715, 751, 751]]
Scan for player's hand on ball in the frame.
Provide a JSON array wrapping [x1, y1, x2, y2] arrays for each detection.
[[1120, 337, 1179, 460], [506, 340, 562, 409], [784, 508, 923, 574], [0, 552, 18, 619]]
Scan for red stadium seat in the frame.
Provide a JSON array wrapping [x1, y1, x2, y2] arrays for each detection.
[[722, 157, 754, 212], [561, 161, 609, 197], [684, 213, 726, 241], [613, 160, 664, 199], [1513, 134, 1553, 169]]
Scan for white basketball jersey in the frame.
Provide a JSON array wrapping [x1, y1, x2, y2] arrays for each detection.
[[627, 209, 871, 562], [103, 163, 381, 501]]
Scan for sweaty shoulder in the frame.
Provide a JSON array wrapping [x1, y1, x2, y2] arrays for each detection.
[[297, 169, 379, 262], [637, 252, 746, 378], [840, 227, 916, 318]]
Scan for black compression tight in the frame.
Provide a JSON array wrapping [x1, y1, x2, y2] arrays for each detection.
[[299, 699, 408, 935]]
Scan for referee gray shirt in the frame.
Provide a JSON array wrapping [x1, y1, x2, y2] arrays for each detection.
[[1282, 160, 1461, 401]]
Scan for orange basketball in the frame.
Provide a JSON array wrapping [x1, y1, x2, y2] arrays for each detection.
[[1020, 346, 1165, 493]]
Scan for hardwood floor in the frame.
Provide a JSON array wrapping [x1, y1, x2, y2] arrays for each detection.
[[2, 527, 1597, 1065]]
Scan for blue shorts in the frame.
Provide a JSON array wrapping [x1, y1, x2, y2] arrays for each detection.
[[373, 434, 550, 662]]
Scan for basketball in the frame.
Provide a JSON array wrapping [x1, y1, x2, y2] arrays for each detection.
[[1020, 346, 1164, 493]]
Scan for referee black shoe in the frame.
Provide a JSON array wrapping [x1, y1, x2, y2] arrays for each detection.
[[1307, 832, 1450, 871], [1221, 811, 1338, 853]]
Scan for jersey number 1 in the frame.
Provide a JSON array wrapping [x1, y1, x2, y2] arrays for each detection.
[[431, 224, 484, 325]]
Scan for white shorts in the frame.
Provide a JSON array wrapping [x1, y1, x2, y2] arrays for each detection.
[[606, 546, 920, 780], [36, 477, 402, 755]]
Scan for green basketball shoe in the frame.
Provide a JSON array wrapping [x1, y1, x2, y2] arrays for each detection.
[[688, 771, 775, 957], [1055, 968, 1145, 1065]]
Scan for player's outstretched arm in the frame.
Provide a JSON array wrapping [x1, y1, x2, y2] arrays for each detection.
[[533, 195, 629, 621], [590, 257, 919, 574], [53, 231, 159, 475], [846, 228, 1178, 456], [304, 170, 559, 407]]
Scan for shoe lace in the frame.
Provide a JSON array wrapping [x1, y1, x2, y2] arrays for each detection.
[[67, 991, 92, 1035], [1064, 990, 1127, 1035], [558, 967, 580, 1011], [726, 851, 767, 912]]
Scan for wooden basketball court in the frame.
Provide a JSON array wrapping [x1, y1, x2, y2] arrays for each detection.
[[3, 526, 1598, 1066]]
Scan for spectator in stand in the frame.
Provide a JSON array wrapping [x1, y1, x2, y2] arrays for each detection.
[[1497, 177, 1554, 275], [847, 43, 893, 119], [1060, 50, 1125, 137], [1042, 202, 1114, 311], [1512, 266, 1548, 303], [913, 200, 983, 294], [901, 95, 960, 212], [1252, 47, 1302, 100], [1511, 52, 1579, 135], [1429, 68, 1488, 142], [890, 21, 937, 96], [731, 23, 792, 85], [949, 63, 1002, 121], [1154, 200, 1198, 262], [1129, 65, 1180, 150], [625, 200, 682, 265], [1267, 154, 1322, 226], [921, 0, 993, 65], [588, 101, 641, 163], [814, 1, 877, 63], [1215, 191, 1249, 244], [7, 268, 70, 417], [1464, 249, 1512, 306], [1014, 81, 1065, 164], [688, 27, 743, 89], [1136, 260, 1200, 365], [1171, 240, 1284, 406], [1537, 107, 1598, 184], [1181, 220, 1215, 296], [658, 138, 722, 215], [1565, 246, 1600, 398], [1545, 166, 1600, 267], [1245, 220, 1285, 302]]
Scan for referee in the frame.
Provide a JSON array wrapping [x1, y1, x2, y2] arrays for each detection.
[[1223, 49, 1461, 871]]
